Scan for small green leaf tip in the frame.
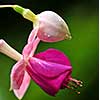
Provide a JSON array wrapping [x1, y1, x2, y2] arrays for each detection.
[[9, 87, 12, 91], [0, 5, 38, 23]]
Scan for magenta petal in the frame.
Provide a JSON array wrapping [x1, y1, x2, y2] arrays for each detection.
[[27, 58, 71, 96], [34, 48, 71, 66], [29, 57, 72, 78], [26, 49, 72, 96], [10, 59, 25, 89], [14, 71, 30, 100], [27, 64, 69, 96]]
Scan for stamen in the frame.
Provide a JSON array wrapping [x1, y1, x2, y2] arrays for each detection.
[[69, 78, 83, 87], [63, 84, 80, 94], [63, 77, 83, 95], [68, 81, 78, 88]]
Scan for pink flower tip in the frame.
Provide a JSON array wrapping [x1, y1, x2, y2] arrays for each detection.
[[36, 11, 71, 42]]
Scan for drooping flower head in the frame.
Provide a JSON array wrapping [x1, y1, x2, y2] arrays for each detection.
[[0, 5, 71, 42], [0, 5, 82, 100], [10, 35, 82, 99], [0, 34, 82, 100]]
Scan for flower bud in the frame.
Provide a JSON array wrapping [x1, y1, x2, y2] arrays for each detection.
[[0, 5, 72, 42], [37, 11, 71, 42]]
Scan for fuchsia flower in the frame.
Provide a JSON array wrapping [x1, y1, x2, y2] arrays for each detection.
[[0, 5, 82, 100], [10, 30, 82, 99]]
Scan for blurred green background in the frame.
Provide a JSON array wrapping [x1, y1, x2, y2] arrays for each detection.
[[0, 0, 98, 100]]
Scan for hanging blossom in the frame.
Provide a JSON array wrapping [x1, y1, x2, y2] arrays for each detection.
[[0, 5, 71, 42], [0, 5, 82, 100], [0, 37, 82, 100]]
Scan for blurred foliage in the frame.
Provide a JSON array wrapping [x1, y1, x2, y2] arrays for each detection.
[[0, 0, 98, 100]]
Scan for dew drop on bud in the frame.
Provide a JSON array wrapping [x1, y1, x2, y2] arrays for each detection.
[[37, 11, 71, 42]]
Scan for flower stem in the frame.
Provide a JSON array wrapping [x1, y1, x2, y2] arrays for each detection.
[[0, 39, 22, 61], [0, 5, 38, 23]]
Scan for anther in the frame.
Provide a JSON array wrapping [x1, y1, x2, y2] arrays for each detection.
[[79, 84, 83, 87], [65, 84, 81, 95], [77, 91, 80, 94]]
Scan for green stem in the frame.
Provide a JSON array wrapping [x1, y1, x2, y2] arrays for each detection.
[[0, 5, 38, 23]]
